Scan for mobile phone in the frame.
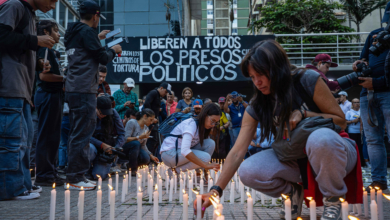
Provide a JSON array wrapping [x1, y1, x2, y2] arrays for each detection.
[[105, 28, 121, 39], [148, 136, 154, 138], [107, 37, 123, 48]]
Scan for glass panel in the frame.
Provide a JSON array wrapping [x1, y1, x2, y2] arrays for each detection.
[[215, 9, 228, 18], [216, 19, 229, 28], [59, 1, 66, 27], [232, 28, 238, 34], [207, 29, 214, 34], [215, 0, 227, 8], [207, 9, 214, 15], [68, 12, 75, 23], [100, 0, 113, 12], [207, 1, 213, 6], [207, 19, 214, 24]]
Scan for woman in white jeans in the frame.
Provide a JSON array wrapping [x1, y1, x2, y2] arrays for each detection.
[[160, 104, 221, 176]]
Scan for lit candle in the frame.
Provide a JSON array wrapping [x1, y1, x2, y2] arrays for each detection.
[[50, 183, 56, 220], [188, 176, 193, 204], [154, 184, 158, 220], [149, 175, 153, 203], [169, 177, 174, 202], [193, 189, 201, 220], [137, 173, 141, 190], [375, 187, 383, 220], [122, 175, 126, 203], [240, 180, 245, 204], [78, 186, 85, 220], [174, 173, 177, 192], [209, 177, 214, 192], [307, 197, 316, 220], [370, 200, 378, 220], [128, 168, 132, 190], [165, 172, 169, 196], [200, 178, 204, 194], [370, 186, 375, 201], [64, 183, 70, 220], [216, 211, 224, 220], [115, 172, 119, 195], [247, 192, 253, 220], [137, 187, 143, 220], [282, 194, 291, 220], [180, 178, 183, 203], [356, 204, 363, 216], [109, 185, 115, 220], [96, 186, 102, 220], [230, 180, 235, 204], [183, 190, 188, 220], [364, 187, 369, 217], [108, 174, 112, 204], [158, 175, 162, 203], [96, 174, 102, 189], [125, 171, 129, 195], [340, 198, 348, 220], [210, 196, 218, 220]]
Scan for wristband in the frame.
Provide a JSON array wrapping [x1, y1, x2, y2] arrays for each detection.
[[209, 185, 223, 197], [299, 109, 305, 119]]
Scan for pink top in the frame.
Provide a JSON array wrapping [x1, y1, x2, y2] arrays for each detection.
[[166, 101, 178, 115]]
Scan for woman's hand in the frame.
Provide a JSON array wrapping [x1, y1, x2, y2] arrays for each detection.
[[289, 110, 303, 130], [150, 155, 160, 163], [140, 130, 152, 139], [205, 162, 220, 171], [193, 190, 216, 218]]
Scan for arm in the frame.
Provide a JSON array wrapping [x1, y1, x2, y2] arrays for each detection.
[[82, 29, 116, 65], [113, 110, 126, 148], [134, 94, 140, 111], [39, 72, 63, 82], [307, 78, 347, 130], [0, 24, 37, 51], [242, 101, 248, 108], [113, 92, 128, 113], [143, 91, 155, 115], [90, 136, 103, 148], [224, 101, 230, 113]]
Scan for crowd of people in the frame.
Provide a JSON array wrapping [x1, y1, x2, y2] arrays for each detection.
[[1, 0, 390, 219]]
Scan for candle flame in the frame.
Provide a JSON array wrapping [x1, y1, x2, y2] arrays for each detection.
[[96, 174, 101, 178], [246, 192, 251, 198], [108, 174, 111, 178], [383, 194, 390, 200], [192, 189, 199, 195], [129, 168, 131, 172], [215, 211, 221, 217], [183, 189, 186, 194], [369, 186, 372, 190], [297, 218, 303, 220], [81, 186, 84, 191], [231, 179, 234, 183], [126, 171, 128, 174], [30, 168, 33, 171], [138, 186, 142, 192], [66, 183, 69, 189], [281, 194, 288, 199], [210, 197, 218, 208], [52, 183, 56, 189], [339, 198, 345, 203], [124, 175, 126, 179], [348, 216, 359, 220], [155, 184, 158, 191], [363, 187, 365, 191], [375, 187, 380, 190], [116, 172, 118, 174], [108, 184, 113, 190], [98, 185, 101, 190], [137, 173, 141, 178], [306, 197, 313, 201]]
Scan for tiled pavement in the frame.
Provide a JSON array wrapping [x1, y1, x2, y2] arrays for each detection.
[[1, 167, 390, 219]]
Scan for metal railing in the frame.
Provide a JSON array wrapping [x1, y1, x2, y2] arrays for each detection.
[[275, 32, 370, 67]]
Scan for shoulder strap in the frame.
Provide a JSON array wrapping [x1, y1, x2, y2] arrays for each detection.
[[292, 70, 321, 113]]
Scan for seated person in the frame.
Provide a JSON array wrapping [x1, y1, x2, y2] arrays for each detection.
[[122, 108, 160, 176], [245, 127, 274, 158], [88, 96, 126, 180], [123, 108, 137, 127], [160, 104, 220, 177]]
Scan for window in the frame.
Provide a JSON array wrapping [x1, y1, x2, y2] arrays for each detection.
[[207, 29, 214, 34], [216, 19, 229, 28], [232, 28, 238, 34], [207, 10, 214, 15], [215, 9, 228, 18], [207, 1, 213, 6], [68, 12, 75, 23], [207, 19, 214, 24], [233, 0, 237, 4], [59, 1, 66, 27]]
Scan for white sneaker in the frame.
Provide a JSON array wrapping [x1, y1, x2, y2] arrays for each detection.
[[11, 191, 40, 200], [86, 179, 97, 185], [65, 180, 96, 191], [29, 185, 42, 193]]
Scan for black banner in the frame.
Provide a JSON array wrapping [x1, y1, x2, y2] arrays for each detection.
[[105, 35, 275, 84]]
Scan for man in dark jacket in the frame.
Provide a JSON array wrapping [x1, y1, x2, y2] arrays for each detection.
[[64, 0, 121, 190], [0, 0, 56, 201], [143, 82, 172, 156]]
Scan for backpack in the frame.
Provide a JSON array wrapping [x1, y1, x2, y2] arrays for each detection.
[[159, 112, 198, 167]]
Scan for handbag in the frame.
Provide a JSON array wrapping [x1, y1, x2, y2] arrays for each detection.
[[271, 116, 341, 161]]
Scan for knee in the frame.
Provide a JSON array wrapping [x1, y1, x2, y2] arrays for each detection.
[[204, 139, 215, 151], [89, 143, 97, 161], [306, 128, 339, 155], [238, 160, 252, 186]]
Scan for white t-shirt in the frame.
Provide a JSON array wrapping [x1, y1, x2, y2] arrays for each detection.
[[160, 118, 199, 156], [345, 109, 360, 134], [340, 100, 352, 115]]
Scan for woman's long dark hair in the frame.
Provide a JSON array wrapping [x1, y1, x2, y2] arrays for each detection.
[[241, 40, 293, 142], [135, 108, 155, 121], [195, 103, 221, 146]]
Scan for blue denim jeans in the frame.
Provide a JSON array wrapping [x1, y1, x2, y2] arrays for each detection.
[[30, 110, 38, 168], [360, 91, 390, 184], [0, 98, 33, 200], [58, 115, 70, 167], [362, 130, 369, 160], [122, 141, 150, 171], [231, 127, 241, 148], [88, 143, 111, 180]]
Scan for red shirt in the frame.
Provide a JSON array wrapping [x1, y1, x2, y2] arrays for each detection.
[[166, 101, 178, 115], [305, 64, 341, 91]]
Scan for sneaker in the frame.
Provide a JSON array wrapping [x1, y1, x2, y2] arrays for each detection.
[[321, 196, 342, 220], [365, 181, 388, 193], [110, 166, 122, 174], [35, 175, 66, 186], [29, 185, 42, 193], [279, 183, 304, 219], [120, 163, 128, 171], [11, 191, 40, 200], [65, 180, 96, 190], [86, 178, 97, 186], [57, 166, 66, 173]]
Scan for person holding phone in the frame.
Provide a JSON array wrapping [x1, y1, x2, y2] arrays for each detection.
[[175, 87, 193, 113], [122, 108, 159, 176]]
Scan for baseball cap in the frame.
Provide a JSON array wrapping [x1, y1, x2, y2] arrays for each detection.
[[124, 78, 135, 88], [160, 82, 172, 95], [382, 2, 390, 23], [193, 99, 203, 108], [79, 0, 106, 20], [231, 91, 238, 96], [314, 54, 338, 67], [218, 97, 226, 103], [338, 91, 348, 97], [97, 96, 113, 115]]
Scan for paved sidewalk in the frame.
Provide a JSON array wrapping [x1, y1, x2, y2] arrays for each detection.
[[0, 167, 389, 219]]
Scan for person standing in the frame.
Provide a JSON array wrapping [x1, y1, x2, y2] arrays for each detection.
[[175, 87, 193, 113], [346, 98, 365, 167], [224, 91, 248, 146], [34, 20, 66, 187], [338, 91, 351, 115], [0, 0, 56, 200], [166, 91, 177, 116], [217, 97, 230, 159], [143, 83, 172, 156], [113, 77, 139, 119], [305, 54, 341, 92], [64, 0, 121, 190]]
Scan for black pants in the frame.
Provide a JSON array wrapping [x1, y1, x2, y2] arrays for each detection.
[[348, 132, 366, 167], [146, 123, 159, 156], [66, 93, 96, 183], [122, 141, 150, 171], [34, 88, 63, 180]]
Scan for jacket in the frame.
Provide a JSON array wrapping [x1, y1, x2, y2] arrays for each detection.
[[143, 89, 161, 120], [305, 64, 340, 92], [64, 22, 115, 94]]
